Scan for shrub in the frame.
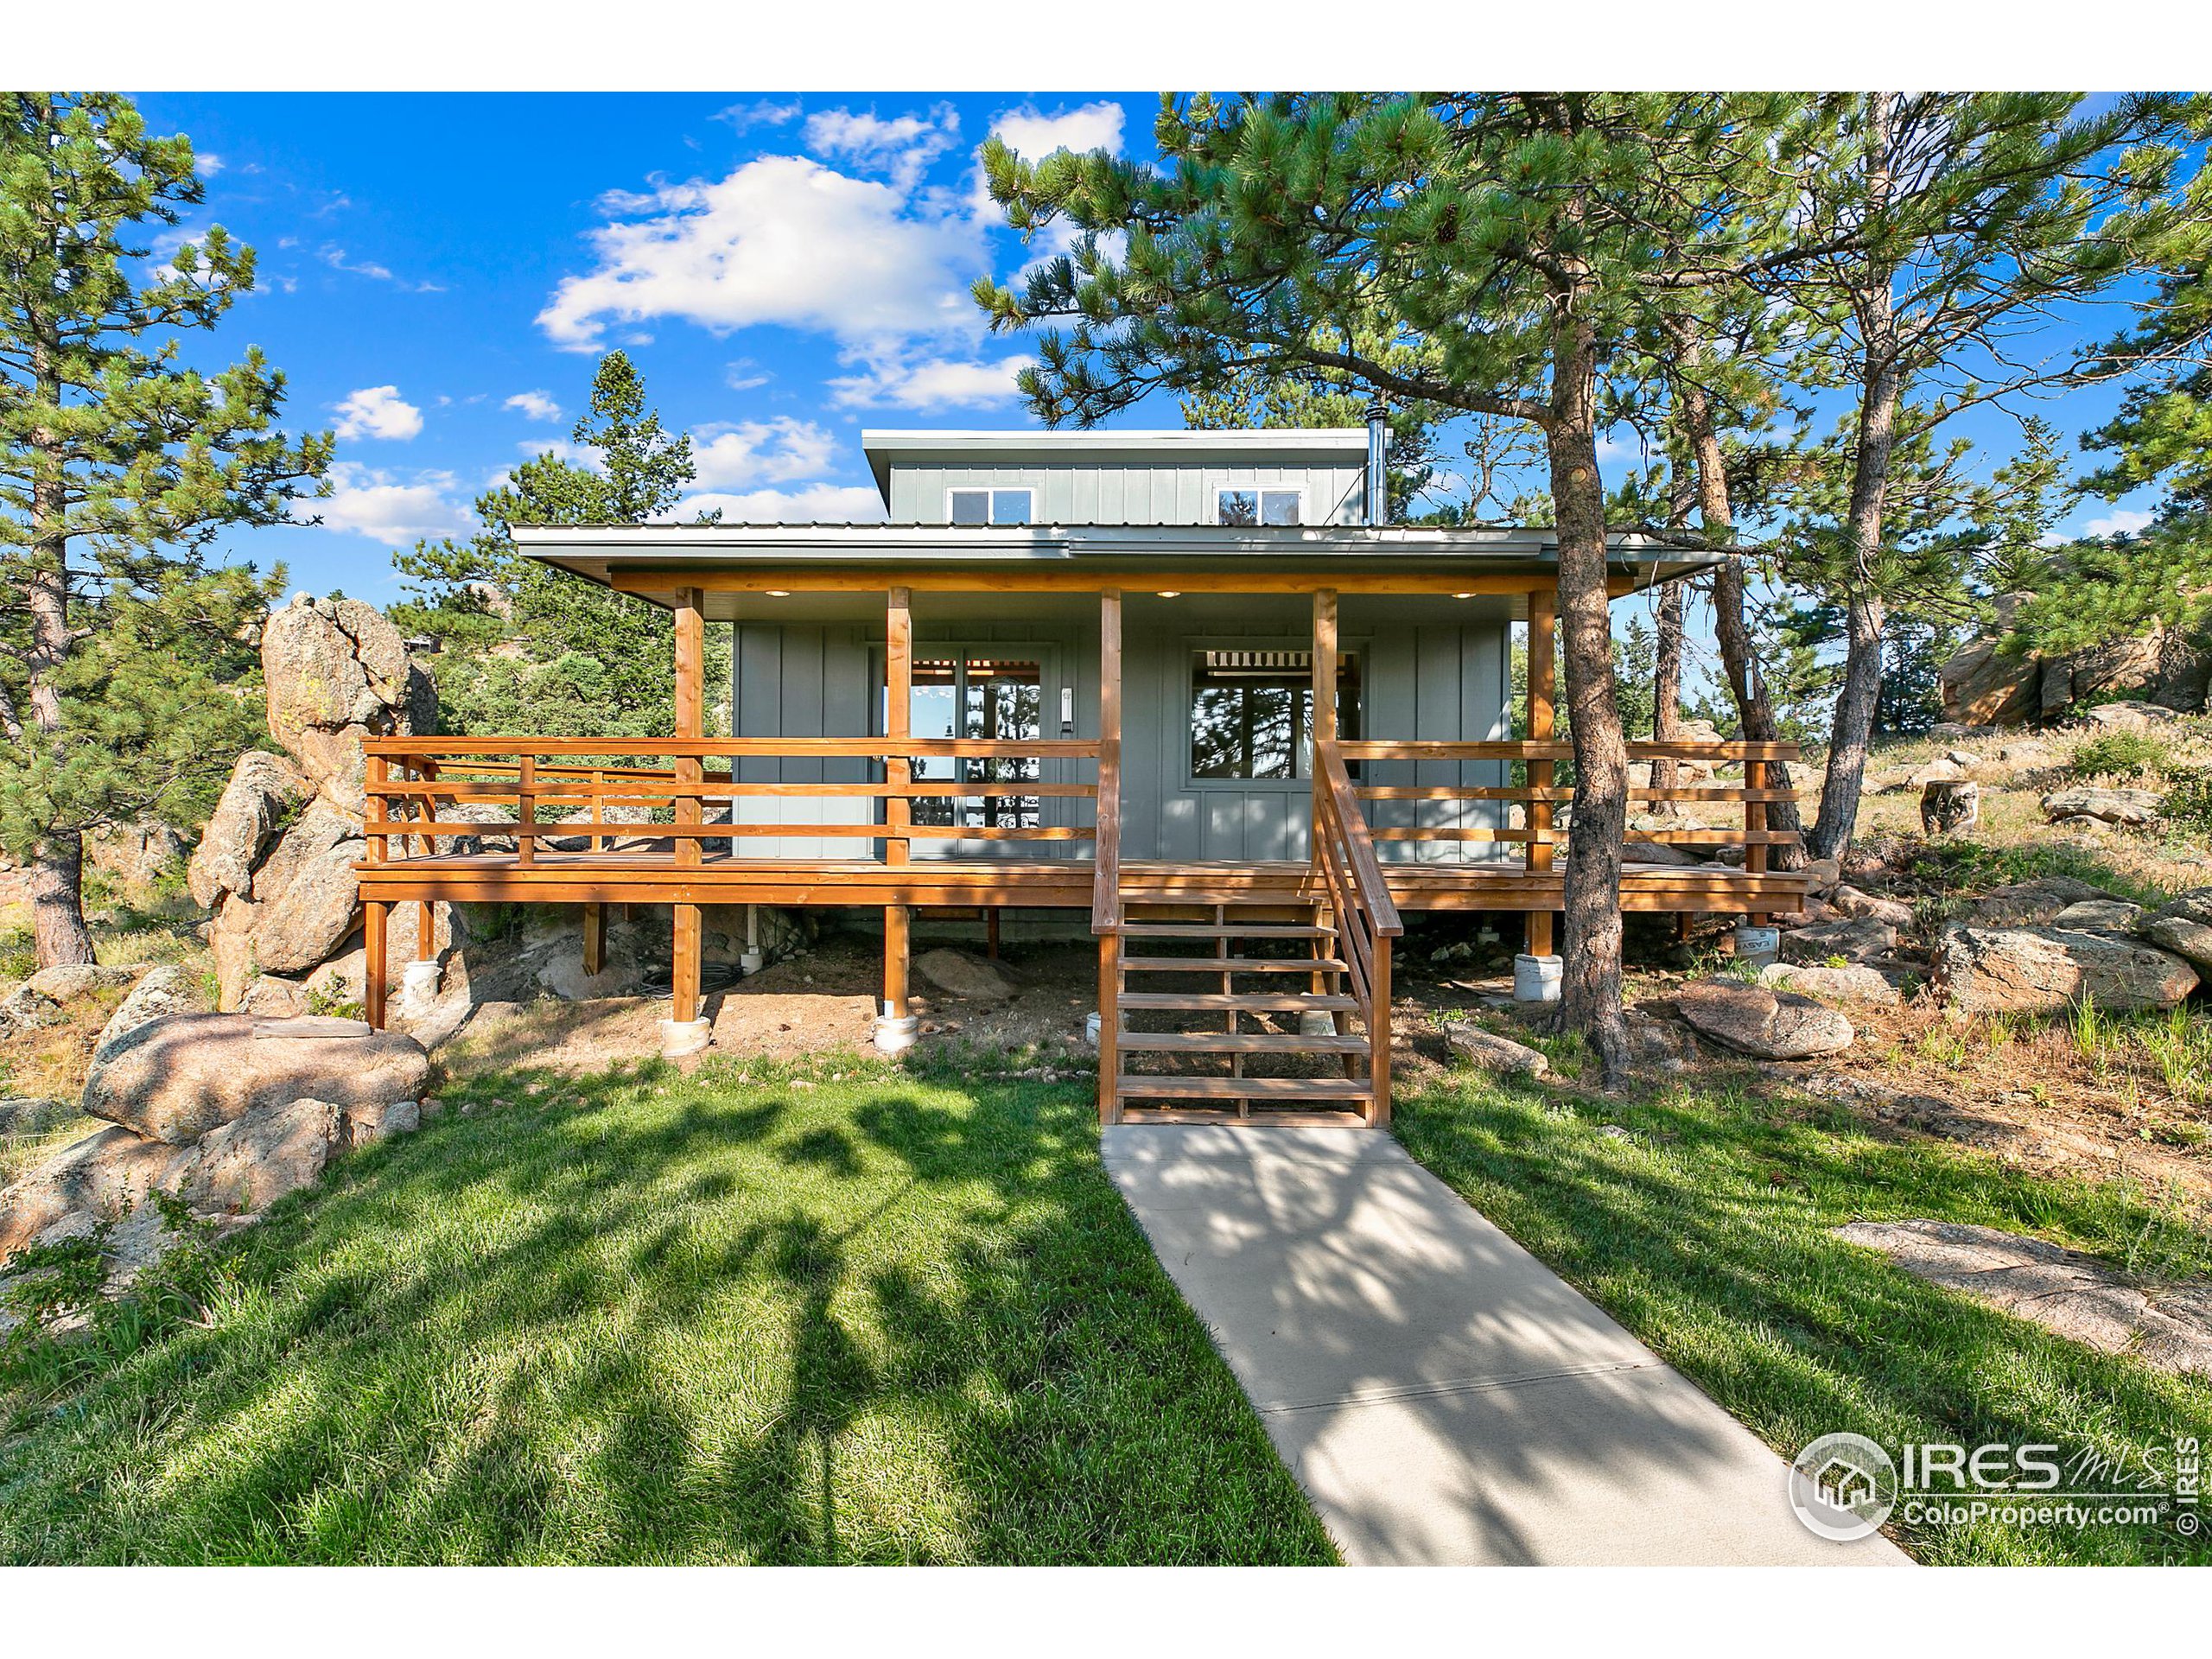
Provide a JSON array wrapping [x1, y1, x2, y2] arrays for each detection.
[[2163, 767, 2212, 836], [2069, 729, 2173, 784]]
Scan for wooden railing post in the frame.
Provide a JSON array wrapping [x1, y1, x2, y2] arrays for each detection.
[[1524, 587, 1557, 957], [515, 752, 537, 867], [366, 754, 390, 864], [886, 585, 912, 867], [1097, 926, 1122, 1127], [1370, 932, 1392, 1129], [364, 899, 388, 1029], [1312, 587, 1338, 837], [1745, 756, 1770, 926], [674, 586, 705, 872], [1095, 590, 1123, 1127]]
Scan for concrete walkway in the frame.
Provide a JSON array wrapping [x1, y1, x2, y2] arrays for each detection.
[[1103, 1125, 1909, 1567]]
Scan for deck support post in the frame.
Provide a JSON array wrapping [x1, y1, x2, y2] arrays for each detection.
[[364, 899, 388, 1029], [1522, 585, 1559, 964], [886, 585, 912, 867], [582, 902, 605, 976], [877, 903, 918, 1053], [664, 586, 709, 1055]]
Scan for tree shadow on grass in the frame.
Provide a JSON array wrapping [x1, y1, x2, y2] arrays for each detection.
[[1394, 1073, 2212, 1565], [0, 1058, 1332, 1566]]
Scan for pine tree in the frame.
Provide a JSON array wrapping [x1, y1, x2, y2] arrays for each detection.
[[1772, 92, 2196, 861], [975, 93, 1827, 1082], [391, 352, 720, 736], [0, 93, 327, 967]]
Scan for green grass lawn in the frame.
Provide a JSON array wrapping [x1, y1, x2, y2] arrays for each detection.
[[1395, 1065, 2212, 1566], [0, 1061, 1334, 1565]]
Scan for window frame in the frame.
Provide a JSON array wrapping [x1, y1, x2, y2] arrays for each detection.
[[1213, 485, 1305, 527], [944, 486, 1036, 526], [1180, 636, 1363, 791]]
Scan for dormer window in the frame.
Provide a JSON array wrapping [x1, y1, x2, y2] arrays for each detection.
[[1217, 486, 1303, 527], [949, 486, 1033, 526]]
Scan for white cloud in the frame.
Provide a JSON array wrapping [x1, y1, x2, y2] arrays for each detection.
[[826, 353, 1031, 410], [689, 416, 839, 489], [804, 104, 960, 190], [306, 462, 471, 541], [2083, 508, 2154, 540], [505, 390, 563, 422], [322, 244, 443, 293], [715, 98, 802, 130], [197, 151, 224, 177], [537, 155, 989, 353], [673, 484, 887, 524], [988, 101, 1125, 162], [724, 359, 771, 391], [333, 385, 424, 442]]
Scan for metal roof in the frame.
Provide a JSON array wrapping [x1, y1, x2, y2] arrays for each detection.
[[509, 520, 1719, 607], [859, 426, 1370, 499]]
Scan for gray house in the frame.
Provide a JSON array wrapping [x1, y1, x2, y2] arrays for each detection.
[[363, 419, 1805, 1126]]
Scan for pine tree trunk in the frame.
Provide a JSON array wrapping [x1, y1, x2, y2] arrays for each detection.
[[24, 301, 98, 969], [1547, 321, 1631, 1087], [29, 832, 97, 969], [1807, 94, 1903, 868], [1675, 352, 1805, 869]]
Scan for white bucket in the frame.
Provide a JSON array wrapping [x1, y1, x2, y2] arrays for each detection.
[[874, 1014, 920, 1055], [397, 959, 442, 1019], [658, 1017, 712, 1058], [1514, 953, 1563, 1004], [1083, 1012, 1103, 1047], [1733, 925, 1783, 967]]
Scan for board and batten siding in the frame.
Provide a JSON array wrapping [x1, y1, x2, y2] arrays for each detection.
[[728, 596, 1512, 867], [886, 454, 1367, 525]]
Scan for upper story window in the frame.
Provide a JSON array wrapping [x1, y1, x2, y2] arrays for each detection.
[[949, 486, 1034, 526], [1216, 486, 1303, 527]]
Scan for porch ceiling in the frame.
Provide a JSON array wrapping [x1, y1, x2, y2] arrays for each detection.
[[509, 522, 1722, 611]]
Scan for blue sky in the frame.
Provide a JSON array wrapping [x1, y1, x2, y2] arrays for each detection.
[[134, 91, 2168, 607]]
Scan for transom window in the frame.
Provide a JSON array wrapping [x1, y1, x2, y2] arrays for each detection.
[[948, 486, 1034, 526], [1215, 486, 1303, 527], [1189, 649, 1361, 781]]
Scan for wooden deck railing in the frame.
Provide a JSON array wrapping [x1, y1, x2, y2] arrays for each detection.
[[1313, 739, 1404, 1127], [362, 735, 1104, 865]]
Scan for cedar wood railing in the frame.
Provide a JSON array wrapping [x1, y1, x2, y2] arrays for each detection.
[[360, 736, 1103, 864], [1313, 738, 1403, 1121]]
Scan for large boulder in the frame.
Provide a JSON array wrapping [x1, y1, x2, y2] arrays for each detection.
[[208, 801, 367, 1006], [1779, 917, 1896, 965], [0, 1125, 189, 1263], [2039, 786, 2161, 828], [94, 964, 211, 1058], [2138, 888, 2212, 974], [1828, 885, 1916, 929], [173, 1096, 341, 1214], [188, 749, 308, 908], [1442, 1022, 1550, 1078], [2050, 899, 2145, 934], [86, 820, 188, 891], [0, 963, 139, 1033], [1760, 963, 1904, 1007], [1934, 925, 2198, 1015], [1940, 613, 2041, 727], [914, 948, 1015, 1001], [1967, 876, 2117, 929], [261, 594, 432, 815], [1670, 977, 1855, 1060], [81, 1013, 431, 1145]]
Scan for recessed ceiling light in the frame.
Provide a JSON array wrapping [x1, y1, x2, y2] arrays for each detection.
[[1453, 591, 1478, 600], [763, 588, 791, 598], [1156, 589, 1181, 598]]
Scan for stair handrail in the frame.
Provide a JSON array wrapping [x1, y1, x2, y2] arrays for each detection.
[[1314, 741, 1402, 939]]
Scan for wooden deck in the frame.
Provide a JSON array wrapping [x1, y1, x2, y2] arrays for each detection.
[[357, 847, 1810, 916]]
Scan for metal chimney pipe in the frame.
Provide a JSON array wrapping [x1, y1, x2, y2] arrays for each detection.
[[1365, 397, 1389, 526]]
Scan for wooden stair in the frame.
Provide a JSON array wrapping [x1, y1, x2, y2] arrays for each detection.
[[1102, 899, 1383, 1127]]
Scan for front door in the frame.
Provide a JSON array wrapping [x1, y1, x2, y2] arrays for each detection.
[[907, 652, 1047, 856]]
